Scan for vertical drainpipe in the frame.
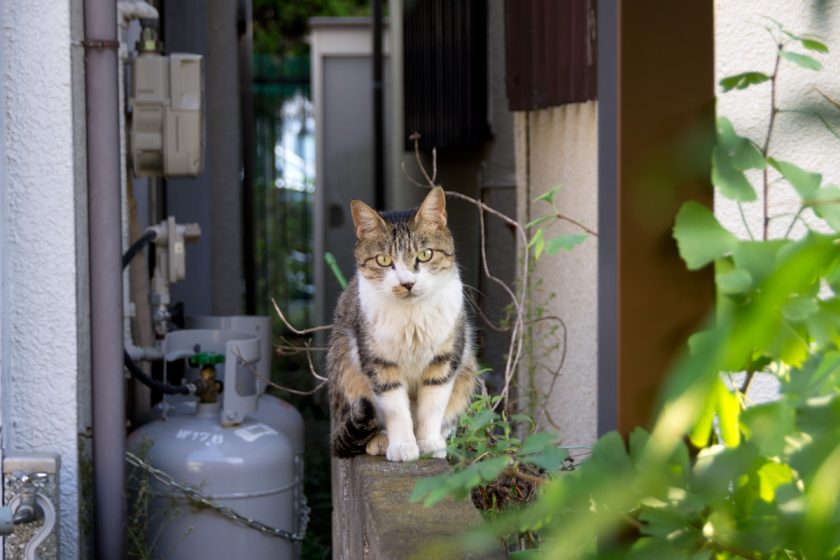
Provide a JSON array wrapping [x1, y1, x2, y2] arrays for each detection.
[[239, 0, 257, 315], [83, 0, 126, 557], [372, 0, 386, 210]]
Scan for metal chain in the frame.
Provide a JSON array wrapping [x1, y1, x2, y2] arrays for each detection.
[[125, 451, 310, 541]]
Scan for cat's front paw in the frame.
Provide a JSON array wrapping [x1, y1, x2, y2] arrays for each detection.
[[366, 432, 388, 456], [417, 437, 447, 459], [386, 439, 419, 462]]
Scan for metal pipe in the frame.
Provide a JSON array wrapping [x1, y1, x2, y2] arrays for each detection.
[[238, 0, 257, 315], [596, 0, 618, 436], [372, 0, 385, 209], [84, 0, 126, 557]]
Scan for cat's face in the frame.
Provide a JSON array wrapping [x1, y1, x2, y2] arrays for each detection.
[[351, 187, 457, 301]]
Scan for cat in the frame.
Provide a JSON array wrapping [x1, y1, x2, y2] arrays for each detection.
[[327, 187, 477, 462]]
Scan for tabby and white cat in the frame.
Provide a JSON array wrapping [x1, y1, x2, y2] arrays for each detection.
[[327, 187, 477, 462]]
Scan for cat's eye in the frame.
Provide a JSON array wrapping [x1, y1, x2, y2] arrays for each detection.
[[417, 248, 434, 262], [375, 254, 393, 267]]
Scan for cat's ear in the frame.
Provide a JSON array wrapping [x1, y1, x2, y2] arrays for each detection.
[[415, 187, 447, 228], [351, 199, 386, 239]]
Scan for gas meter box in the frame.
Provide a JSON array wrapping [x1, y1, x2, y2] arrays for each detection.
[[130, 53, 204, 177]]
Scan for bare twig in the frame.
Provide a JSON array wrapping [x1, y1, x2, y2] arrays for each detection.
[[406, 132, 532, 409], [553, 212, 598, 237], [271, 297, 332, 335], [464, 289, 511, 333], [232, 345, 327, 396], [762, 47, 782, 240], [503, 467, 546, 486], [303, 340, 328, 382]]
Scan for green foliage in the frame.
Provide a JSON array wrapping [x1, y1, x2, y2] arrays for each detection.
[[411, 396, 572, 509], [427, 20, 840, 560], [673, 202, 738, 270], [779, 50, 823, 71], [719, 72, 771, 93], [526, 185, 592, 260], [712, 117, 765, 201], [253, 0, 369, 55]]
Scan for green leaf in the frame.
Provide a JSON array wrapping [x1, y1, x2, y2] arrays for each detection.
[[712, 146, 758, 201], [716, 378, 741, 447], [782, 296, 819, 322], [768, 157, 822, 199], [768, 319, 810, 367], [544, 233, 587, 255], [628, 428, 650, 464], [717, 117, 766, 171], [509, 551, 542, 560], [469, 408, 500, 432], [780, 50, 823, 71], [523, 446, 569, 472], [801, 37, 829, 53], [810, 185, 840, 230], [518, 432, 559, 456], [719, 71, 771, 92], [796, 395, 840, 435], [741, 402, 795, 457], [477, 455, 511, 480], [410, 475, 446, 503], [712, 117, 765, 201], [589, 431, 631, 473], [533, 185, 562, 205], [673, 202, 738, 270], [525, 215, 552, 229], [781, 28, 830, 53], [799, 37, 828, 54], [528, 228, 546, 260], [687, 329, 715, 356], [689, 387, 716, 448], [732, 240, 788, 285], [782, 351, 840, 401], [757, 462, 794, 502], [716, 268, 753, 295]]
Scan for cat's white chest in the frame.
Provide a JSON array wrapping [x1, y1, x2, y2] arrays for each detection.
[[359, 276, 462, 376]]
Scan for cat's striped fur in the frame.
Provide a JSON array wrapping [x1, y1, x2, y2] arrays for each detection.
[[327, 187, 477, 461]]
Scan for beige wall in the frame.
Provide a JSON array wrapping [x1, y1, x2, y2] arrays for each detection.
[[514, 102, 599, 447]]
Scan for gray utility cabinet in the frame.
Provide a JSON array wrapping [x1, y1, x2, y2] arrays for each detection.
[[310, 18, 391, 328]]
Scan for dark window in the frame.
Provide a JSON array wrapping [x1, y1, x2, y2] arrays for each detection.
[[404, 0, 489, 152], [505, 0, 597, 111]]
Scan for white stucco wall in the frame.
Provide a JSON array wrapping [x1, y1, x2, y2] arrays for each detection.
[[514, 102, 599, 447], [2, 0, 83, 555], [715, 1, 840, 403]]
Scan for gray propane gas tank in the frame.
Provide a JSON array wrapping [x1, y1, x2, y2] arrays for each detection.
[[184, 316, 306, 522], [127, 402, 296, 560], [250, 394, 305, 517]]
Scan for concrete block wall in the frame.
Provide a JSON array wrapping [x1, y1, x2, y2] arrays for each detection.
[[331, 456, 504, 560]]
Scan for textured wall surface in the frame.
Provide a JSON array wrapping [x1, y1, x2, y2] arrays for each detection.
[[715, 1, 840, 403], [2, 0, 82, 555], [331, 455, 504, 560], [514, 102, 599, 447]]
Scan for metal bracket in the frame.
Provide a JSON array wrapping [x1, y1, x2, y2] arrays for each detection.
[[3, 454, 60, 560]]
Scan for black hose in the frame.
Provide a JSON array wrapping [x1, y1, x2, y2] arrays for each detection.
[[124, 350, 191, 395], [122, 229, 156, 268], [122, 229, 193, 396]]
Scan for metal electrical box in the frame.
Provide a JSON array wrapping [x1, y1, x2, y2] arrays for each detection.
[[130, 52, 204, 177]]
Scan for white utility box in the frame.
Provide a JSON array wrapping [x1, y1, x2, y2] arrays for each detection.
[[130, 52, 204, 177]]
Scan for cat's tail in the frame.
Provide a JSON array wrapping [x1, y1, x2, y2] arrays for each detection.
[[331, 397, 378, 458]]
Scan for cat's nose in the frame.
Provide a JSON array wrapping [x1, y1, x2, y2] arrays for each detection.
[[401, 281, 415, 291]]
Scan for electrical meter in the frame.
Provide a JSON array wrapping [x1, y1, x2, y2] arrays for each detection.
[[129, 37, 204, 177]]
